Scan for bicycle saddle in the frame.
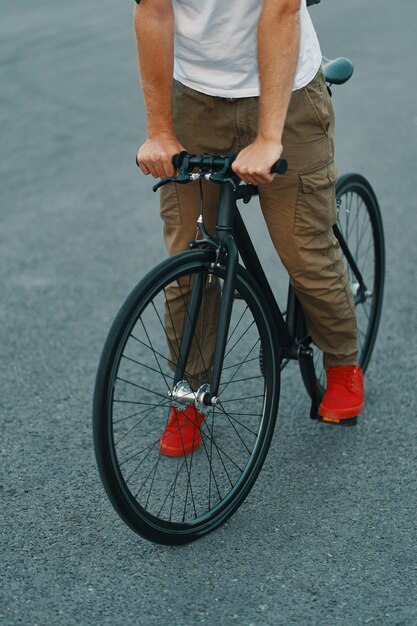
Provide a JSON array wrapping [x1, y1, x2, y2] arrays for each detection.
[[321, 56, 354, 85]]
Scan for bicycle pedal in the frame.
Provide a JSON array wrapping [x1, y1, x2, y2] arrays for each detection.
[[317, 415, 357, 427]]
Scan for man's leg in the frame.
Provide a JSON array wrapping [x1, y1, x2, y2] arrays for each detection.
[[158, 82, 243, 455], [160, 81, 238, 383], [257, 68, 359, 370], [254, 69, 363, 419]]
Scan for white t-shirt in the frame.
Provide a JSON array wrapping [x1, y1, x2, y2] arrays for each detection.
[[173, 0, 322, 97]]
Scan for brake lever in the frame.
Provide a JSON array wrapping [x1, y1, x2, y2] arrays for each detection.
[[204, 154, 239, 190], [152, 151, 195, 192], [207, 172, 238, 190], [152, 174, 190, 192]]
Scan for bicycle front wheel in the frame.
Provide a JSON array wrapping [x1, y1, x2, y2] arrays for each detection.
[[93, 249, 280, 544], [300, 173, 385, 394]]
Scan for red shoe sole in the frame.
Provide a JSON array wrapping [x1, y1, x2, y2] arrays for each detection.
[[319, 402, 364, 419], [318, 415, 358, 426], [319, 401, 364, 420]]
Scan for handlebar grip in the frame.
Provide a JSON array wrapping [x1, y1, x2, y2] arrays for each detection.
[[271, 159, 288, 175], [172, 151, 188, 170]]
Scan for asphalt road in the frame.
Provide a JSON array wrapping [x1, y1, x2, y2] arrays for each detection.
[[1, 1, 417, 624]]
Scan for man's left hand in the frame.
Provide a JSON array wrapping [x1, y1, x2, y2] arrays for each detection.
[[232, 138, 283, 185]]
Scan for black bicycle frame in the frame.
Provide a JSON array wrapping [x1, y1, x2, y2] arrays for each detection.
[[171, 154, 370, 417], [175, 179, 321, 413]]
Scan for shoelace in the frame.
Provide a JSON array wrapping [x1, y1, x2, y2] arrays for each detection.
[[328, 368, 361, 393]]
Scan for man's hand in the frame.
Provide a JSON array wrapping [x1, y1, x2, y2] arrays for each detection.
[[232, 138, 283, 185], [136, 133, 186, 178], [233, 0, 299, 186], [134, 0, 179, 179]]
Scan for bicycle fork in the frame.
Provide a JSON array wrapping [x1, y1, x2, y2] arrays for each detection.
[[169, 236, 238, 413], [170, 182, 241, 413]]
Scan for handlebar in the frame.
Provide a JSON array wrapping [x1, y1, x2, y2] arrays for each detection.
[[146, 151, 288, 192], [172, 151, 288, 177]]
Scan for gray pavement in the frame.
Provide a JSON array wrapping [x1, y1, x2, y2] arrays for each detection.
[[1, 1, 417, 624]]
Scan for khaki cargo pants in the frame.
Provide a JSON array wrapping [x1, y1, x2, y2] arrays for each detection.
[[161, 68, 358, 377]]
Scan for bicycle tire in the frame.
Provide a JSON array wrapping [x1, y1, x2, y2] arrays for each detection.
[[299, 173, 385, 396], [93, 249, 280, 544]]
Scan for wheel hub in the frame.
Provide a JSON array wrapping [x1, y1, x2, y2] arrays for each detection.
[[168, 380, 215, 414]]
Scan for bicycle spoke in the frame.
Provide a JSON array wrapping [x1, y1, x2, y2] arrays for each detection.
[[219, 338, 260, 398], [224, 320, 256, 360], [113, 399, 171, 407], [221, 356, 259, 371], [116, 376, 168, 400], [113, 405, 168, 431], [130, 333, 176, 369], [124, 437, 160, 480], [121, 354, 175, 380], [139, 316, 172, 393], [214, 404, 254, 454], [156, 458, 186, 519], [219, 374, 264, 386], [219, 394, 264, 403], [225, 302, 249, 347], [214, 409, 260, 436]]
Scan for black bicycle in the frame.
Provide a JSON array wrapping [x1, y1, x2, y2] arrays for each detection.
[[93, 57, 385, 544]]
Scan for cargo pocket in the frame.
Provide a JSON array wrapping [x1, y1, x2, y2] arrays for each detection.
[[295, 159, 338, 234]]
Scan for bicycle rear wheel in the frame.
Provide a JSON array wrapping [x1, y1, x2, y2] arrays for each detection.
[[299, 173, 385, 395], [93, 249, 280, 544]]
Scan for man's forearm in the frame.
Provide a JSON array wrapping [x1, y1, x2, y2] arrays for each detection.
[[257, 1, 301, 143], [134, 3, 175, 138]]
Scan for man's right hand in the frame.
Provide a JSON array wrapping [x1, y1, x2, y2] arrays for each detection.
[[136, 134, 186, 179]]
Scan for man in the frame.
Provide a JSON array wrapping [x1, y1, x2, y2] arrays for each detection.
[[134, 0, 364, 456]]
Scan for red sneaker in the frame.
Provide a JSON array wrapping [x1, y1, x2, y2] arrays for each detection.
[[160, 404, 205, 457], [319, 365, 364, 421]]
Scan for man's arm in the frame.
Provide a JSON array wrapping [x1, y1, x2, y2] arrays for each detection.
[[134, 0, 184, 178], [232, 0, 301, 185]]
